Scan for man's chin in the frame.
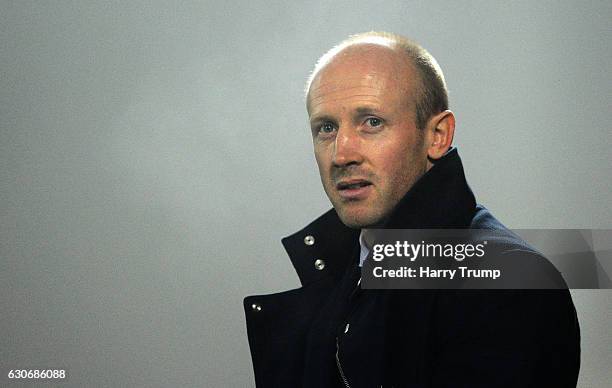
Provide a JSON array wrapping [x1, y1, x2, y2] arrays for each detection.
[[335, 208, 383, 229]]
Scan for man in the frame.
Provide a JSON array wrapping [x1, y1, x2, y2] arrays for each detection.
[[244, 32, 580, 387]]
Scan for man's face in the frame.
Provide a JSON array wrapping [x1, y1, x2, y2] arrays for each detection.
[[307, 44, 430, 228]]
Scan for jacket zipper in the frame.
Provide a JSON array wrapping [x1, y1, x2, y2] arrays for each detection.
[[337, 274, 390, 388], [336, 336, 351, 388], [336, 274, 362, 388]]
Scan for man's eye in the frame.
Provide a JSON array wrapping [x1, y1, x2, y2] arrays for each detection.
[[318, 123, 336, 134], [366, 117, 382, 127]]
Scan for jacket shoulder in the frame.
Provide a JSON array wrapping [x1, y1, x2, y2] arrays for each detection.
[[470, 205, 568, 289], [471, 205, 533, 251]]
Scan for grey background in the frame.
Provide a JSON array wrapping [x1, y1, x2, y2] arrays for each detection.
[[1, 1, 610, 386]]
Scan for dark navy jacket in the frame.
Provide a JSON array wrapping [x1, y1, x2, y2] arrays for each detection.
[[244, 149, 580, 387]]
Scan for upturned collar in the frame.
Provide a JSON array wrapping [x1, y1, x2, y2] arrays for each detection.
[[282, 148, 477, 285]]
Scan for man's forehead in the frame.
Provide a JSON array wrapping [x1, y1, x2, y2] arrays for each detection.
[[307, 46, 416, 113], [307, 75, 392, 114], [309, 75, 389, 97]]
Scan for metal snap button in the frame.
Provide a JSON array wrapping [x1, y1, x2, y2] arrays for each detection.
[[314, 258, 325, 270], [304, 235, 315, 246], [251, 303, 262, 312]]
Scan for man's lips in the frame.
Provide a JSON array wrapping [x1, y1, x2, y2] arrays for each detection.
[[335, 179, 373, 200]]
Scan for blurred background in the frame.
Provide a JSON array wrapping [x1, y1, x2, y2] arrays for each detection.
[[1, 1, 610, 386]]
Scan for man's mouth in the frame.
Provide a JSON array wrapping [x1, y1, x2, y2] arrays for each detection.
[[337, 180, 372, 190], [336, 179, 373, 199]]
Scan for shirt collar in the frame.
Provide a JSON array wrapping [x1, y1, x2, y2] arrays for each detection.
[[358, 230, 368, 267]]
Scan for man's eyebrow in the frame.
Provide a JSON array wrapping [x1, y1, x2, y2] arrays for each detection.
[[351, 107, 384, 125], [309, 106, 382, 126], [354, 106, 381, 115], [308, 114, 336, 126]]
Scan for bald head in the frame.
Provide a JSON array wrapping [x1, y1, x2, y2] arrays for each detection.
[[308, 44, 419, 123], [306, 32, 448, 130]]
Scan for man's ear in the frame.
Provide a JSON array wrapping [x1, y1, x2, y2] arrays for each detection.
[[426, 110, 455, 160]]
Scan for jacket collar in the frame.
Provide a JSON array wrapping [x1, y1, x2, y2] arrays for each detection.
[[282, 148, 477, 285]]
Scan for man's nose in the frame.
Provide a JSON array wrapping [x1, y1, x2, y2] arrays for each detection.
[[332, 126, 363, 167]]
